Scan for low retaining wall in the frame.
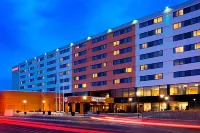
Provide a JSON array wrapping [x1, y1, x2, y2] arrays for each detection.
[[142, 111, 200, 120]]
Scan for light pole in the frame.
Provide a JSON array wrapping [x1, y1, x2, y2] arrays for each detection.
[[128, 98, 132, 113], [83, 96, 87, 116], [193, 99, 196, 110], [23, 100, 27, 114], [42, 100, 46, 112]]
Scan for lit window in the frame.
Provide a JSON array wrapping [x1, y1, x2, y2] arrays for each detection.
[[114, 79, 120, 84], [74, 85, 78, 88], [155, 74, 163, 80], [193, 30, 200, 37], [67, 70, 70, 74], [60, 58, 63, 62], [175, 46, 184, 53], [67, 63, 70, 66], [154, 18, 158, 24], [20, 81, 23, 84], [140, 65, 148, 71], [103, 62, 107, 67], [178, 9, 183, 16], [154, 16, 162, 24], [113, 41, 119, 46], [156, 28, 162, 34], [173, 22, 181, 29], [142, 43, 147, 49], [82, 84, 87, 88], [114, 50, 119, 55], [75, 77, 79, 80], [126, 68, 132, 72], [93, 73, 97, 78], [158, 17, 162, 23], [74, 53, 78, 57], [195, 43, 200, 49]]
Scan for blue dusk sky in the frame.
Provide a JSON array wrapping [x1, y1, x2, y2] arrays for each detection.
[[0, 0, 187, 90]]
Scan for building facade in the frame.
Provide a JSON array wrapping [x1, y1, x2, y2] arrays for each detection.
[[12, 0, 200, 113]]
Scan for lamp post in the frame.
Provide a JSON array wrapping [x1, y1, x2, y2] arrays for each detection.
[[23, 100, 27, 115], [193, 99, 196, 110], [128, 98, 133, 113], [83, 96, 87, 116], [42, 100, 46, 112]]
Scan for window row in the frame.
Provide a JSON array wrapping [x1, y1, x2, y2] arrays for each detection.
[[60, 63, 70, 68], [74, 75, 86, 81], [114, 47, 132, 55], [74, 43, 86, 49], [60, 86, 70, 90], [47, 60, 56, 65], [173, 3, 200, 17], [174, 55, 200, 66], [114, 77, 132, 84], [174, 42, 200, 53], [74, 67, 86, 73], [139, 28, 162, 39], [113, 57, 132, 65], [139, 16, 162, 28], [173, 30, 200, 41], [140, 39, 163, 49], [47, 67, 56, 72], [92, 81, 107, 86], [74, 83, 87, 88], [74, 58, 87, 65], [113, 68, 132, 75], [60, 55, 70, 61], [60, 70, 70, 76], [92, 44, 107, 52], [140, 50, 163, 60], [60, 78, 70, 83], [74, 50, 87, 57], [92, 62, 107, 69], [47, 81, 55, 85], [59, 48, 70, 54], [173, 16, 200, 29], [113, 37, 132, 46], [92, 35, 107, 44], [140, 73, 163, 81], [174, 69, 200, 78], [113, 27, 132, 37], [140, 62, 163, 71], [92, 53, 107, 60], [92, 72, 107, 78]]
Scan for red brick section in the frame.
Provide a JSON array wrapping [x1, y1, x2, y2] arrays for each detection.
[[72, 25, 136, 93]]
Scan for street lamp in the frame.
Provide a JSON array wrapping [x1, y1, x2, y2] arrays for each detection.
[[193, 99, 196, 110], [42, 100, 46, 112], [23, 100, 27, 114], [83, 96, 87, 116], [129, 98, 133, 113]]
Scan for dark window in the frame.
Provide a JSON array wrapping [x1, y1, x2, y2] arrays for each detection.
[[174, 69, 200, 78], [113, 68, 126, 74], [60, 86, 70, 90], [47, 67, 56, 72], [113, 27, 132, 37], [118, 47, 132, 54], [173, 31, 193, 41], [119, 37, 132, 44], [20, 64, 26, 68], [92, 81, 107, 86], [140, 39, 163, 49], [74, 43, 86, 49], [92, 63, 105, 69], [47, 53, 56, 58], [59, 48, 70, 54], [60, 63, 70, 68], [92, 44, 107, 52], [47, 73, 56, 78], [174, 55, 200, 66], [60, 78, 70, 83], [37, 76, 44, 80], [113, 57, 132, 65], [61, 55, 70, 61], [47, 88, 56, 91], [47, 60, 56, 65], [140, 74, 163, 81], [37, 57, 44, 62], [37, 83, 44, 86], [74, 67, 86, 73], [28, 61, 34, 65], [140, 62, 163, 71], [140, 50, 163, 60], [20, 75, 25, 78], [37, 64, 44, 68], [92, 53, 107, 60], [74, 75, 86, 81], [92, 35, 107, 44], [76, 50, 87, 56], [74, 59, 87, 65], [139, 28, 162, 39]]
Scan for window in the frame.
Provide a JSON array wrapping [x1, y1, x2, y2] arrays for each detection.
[[47, 73, 56, 78], [143, 87, 151, 96], [28, 79, 34, 82], [92, 44, 107, 52], [140, 16, 162, 28], [28, 67, 34, 71], [140, 65, 148, 71], [126, 68, 132, 72], [28, 73, 34, 77], [60, 55, 70, 61], [175, 46, 184, 53], [20, 64, 26, 68], [113, 68, 132, 74], [140, 28, 162, 38], [114, 47, 132, 55], [60, 63, 70, 68], [74, 84, 87, 88], [174, 69, 200, 78], [28, 85, 34, 88], [47, 88, 56, 91], [155, 28, 162, 34], [47, 60, 56, 65], [140, 62, 163, 71], [92, 81, 107, 86], [154, 16, 162, 23], [74, 58, 87, 65], [174, 55, 200, 66], [173, 22, 182, 29], [20, 69, 26, 73], [92, 35, 107, 43], [20, 81, 25, 84], [195, 43, 200, 49], [74, 75, 86, 81], [193, 30, 200, 37], [37, 70, 44, 74], [60, 71, 70, 76], [59, 48, 70, 54], [92, 72, 106, 78], [92, 53, 107, 60], [152, 86, 159, 96], [47, 67, 56, 72], [28, 60, 34, 65], [140, 50, 163, 60], [140, 39, 163, 49], [74, 50, 87, 57], [37, 64, 44, 68], [37, 57, 44, 62], [140, 73, 163, 81], [113, 27, 132, 37], [60, 78, 70, 83], [114, 50, 119, 55], [37, 76, 44, 80], [113, 57, 132, 65], [173, 3, 200, 17], [74, 67, 86, 73], [113, 77, 132, 84], [60, 86, 70, 90], [92, 62, 107, 69], [74, 43, 86, 49], [113, 41, 120, 46], [20, 86, 25, 89], [47, 81, 55, 85], [47, 53, 56, 58], [173, 31, 195, 41]]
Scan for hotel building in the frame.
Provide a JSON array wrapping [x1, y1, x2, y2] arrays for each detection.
[[12, 0, 200, 113]]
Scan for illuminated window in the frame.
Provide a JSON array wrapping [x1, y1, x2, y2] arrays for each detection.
[[74, 53, 78, 57], [74, 85, 78, 88], [60, 58, 63, 62], [126, 68, 132, 72], [113, 41, 119, 46], [67, 70, 70, 74], [82, 83, 87, 88], [173, 22, 182, 29], [193, 30, 200, 37], [103, 62, 107, 67], [155, 74, 163, 80], [140, 65, 148, 71], [175, 46, 184, 53], [114, 50, 119, 55], [154, 16, 162, 24], [195, 43, 200, 49], [93, 73, 97, 78], [156, 28, 162, 34], [67, 63, 70, 66], [178, 9, 183, 16], [75, 77, 79, 81], [114, 79, 120, 84], [142, 43, 147, 49]]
